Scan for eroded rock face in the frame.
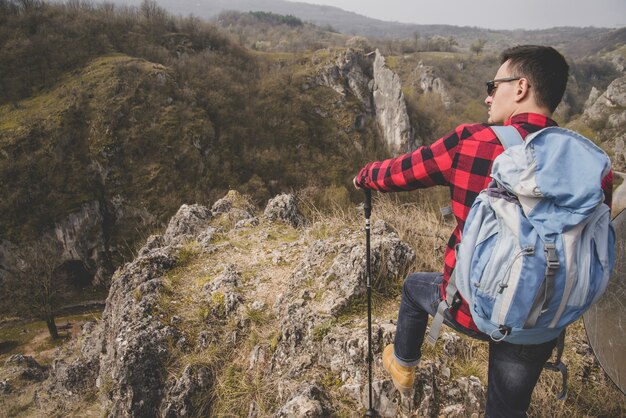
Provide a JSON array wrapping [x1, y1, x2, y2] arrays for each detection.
[[97, 242, 178, 417], [373, 50, 416, 154], [414, 61, 453, 109], [313, 48, 373, 113]]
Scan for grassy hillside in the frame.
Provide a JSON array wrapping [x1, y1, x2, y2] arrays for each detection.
[[0, 1, 382, 249]]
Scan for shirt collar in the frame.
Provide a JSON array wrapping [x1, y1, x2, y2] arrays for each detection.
[[504, 113, 558, 128]]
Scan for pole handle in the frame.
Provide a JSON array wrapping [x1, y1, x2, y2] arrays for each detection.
[[364, 188, 372, 219]]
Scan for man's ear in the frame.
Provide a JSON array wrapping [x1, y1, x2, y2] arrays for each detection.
[[515, 78, 531, 102]]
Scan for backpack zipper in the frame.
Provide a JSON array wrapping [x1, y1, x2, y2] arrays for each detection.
[[496, 246, 534, 325]]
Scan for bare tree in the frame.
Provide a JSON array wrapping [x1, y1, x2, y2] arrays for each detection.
[[9, 239, 68, 339]]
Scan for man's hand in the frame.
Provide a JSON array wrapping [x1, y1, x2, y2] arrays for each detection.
[[353, 176, 363, 190]]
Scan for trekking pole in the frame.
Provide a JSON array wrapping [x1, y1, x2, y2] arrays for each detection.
[[364, 189, 377, 417]]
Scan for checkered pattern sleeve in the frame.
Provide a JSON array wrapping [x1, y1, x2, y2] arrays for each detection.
[[355, 114, 560, 332], [356, 128, 460, 192]]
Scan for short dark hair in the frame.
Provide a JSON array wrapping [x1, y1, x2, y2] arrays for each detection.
[[501, 45, 569, 112]]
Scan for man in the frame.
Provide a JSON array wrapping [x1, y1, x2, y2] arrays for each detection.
[[354, 45, 613, 417]]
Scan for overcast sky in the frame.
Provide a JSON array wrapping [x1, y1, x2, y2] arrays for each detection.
[[290, 0, 626, 30]]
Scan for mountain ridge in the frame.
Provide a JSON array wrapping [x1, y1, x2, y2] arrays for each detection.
[[116, 0, 623, 52]]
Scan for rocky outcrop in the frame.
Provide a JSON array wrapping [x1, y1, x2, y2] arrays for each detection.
[[2, 355, 48, 384], [52, 201, 109, 285], [582, 75, 626, 170], [312, 48, 420, 153], [48, 321, 102, 397], [29, 191, 500, 416], [584, 76, 626, 123], [264, 193, 306, 228], [413, 61, 454, 109], [312, 49, 373, 113], [163, 204, 213, 247], [372, 50, 416, 154], [96, 242, 178, 417]]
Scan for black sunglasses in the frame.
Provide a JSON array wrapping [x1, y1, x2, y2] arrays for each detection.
[[486, 77, 521, 96]]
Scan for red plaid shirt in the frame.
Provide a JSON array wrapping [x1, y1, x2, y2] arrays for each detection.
[[356, 113, 613, 331]]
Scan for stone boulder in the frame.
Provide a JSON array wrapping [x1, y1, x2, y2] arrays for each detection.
[[2, 355, 48, 383], [275, 384, 331, 417], [264, 194, 306, 228], [163, 204, 213, 247]]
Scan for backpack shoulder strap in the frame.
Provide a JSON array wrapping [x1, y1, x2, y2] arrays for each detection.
[[491, 125, 524, 149]]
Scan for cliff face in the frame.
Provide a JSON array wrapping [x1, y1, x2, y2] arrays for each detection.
[[312, 48, 417, 154], [372, 50, 416, 155]]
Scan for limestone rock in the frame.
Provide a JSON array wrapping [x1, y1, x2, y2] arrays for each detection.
[[583, 76, 626, 123], [203, 264, 243, 319], [3, 355, 47, 382], [163, 204, 213, 247], [0, 200, 110, 289], [313, 49, 373, 112], [581, 75, 626, 170], [96, 238, 179, 417], [264, 194, 306, 228], [159, 365, 212, 417], [211, 190, 254, 214], [274, 384, 331, 417], [48, 321, 102, 397], [584, 86, 602, 109], [31, 194, 498, 417], [414, 61, 454, 109], [373, 50, 416, 154]]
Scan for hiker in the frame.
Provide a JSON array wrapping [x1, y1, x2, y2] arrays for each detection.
[[353, 45, 613, 417]]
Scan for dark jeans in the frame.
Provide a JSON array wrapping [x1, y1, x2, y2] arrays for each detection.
[[394, 272, 557, 418]]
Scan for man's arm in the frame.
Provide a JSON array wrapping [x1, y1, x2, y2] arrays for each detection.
[[602, 170, 613, 209], [354, 129, 460, 192]]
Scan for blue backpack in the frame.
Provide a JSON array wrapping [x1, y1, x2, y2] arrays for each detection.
[[429, 126, 615, 346]]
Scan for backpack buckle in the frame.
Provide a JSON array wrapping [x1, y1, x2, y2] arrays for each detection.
[[544, 243, 560, 272]]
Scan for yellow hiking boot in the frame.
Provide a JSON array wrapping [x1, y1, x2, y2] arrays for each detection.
[[382, 344, 416, 394]]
